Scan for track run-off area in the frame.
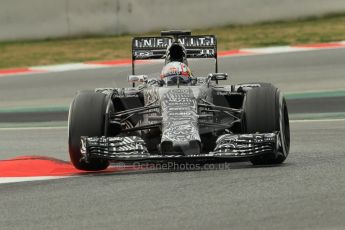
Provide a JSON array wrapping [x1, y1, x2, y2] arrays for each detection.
[[1, 46, 345, 230]]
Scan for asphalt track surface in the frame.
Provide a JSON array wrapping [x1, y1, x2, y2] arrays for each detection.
[[1, 120, 345, 230], [1, 48, 345, 230]]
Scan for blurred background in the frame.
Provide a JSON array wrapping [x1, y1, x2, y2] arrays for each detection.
[[1, 0, 345, 69], [0, 0, 344, 124], [2, 0, 345, 41]]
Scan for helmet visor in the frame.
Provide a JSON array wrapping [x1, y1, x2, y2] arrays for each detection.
[[164, 75, 191, 86]]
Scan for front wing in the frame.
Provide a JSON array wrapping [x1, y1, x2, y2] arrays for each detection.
[[81, 133, 280, 162]]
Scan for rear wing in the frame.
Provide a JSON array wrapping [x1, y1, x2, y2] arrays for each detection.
[[131, 34, 218, 74]]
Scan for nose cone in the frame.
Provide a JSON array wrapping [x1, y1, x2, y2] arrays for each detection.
[[161, 138, 201, 156], [159, 88, 201, 155]]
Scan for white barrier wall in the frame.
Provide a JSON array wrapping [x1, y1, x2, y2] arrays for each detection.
[[1, 0, 345, 41]]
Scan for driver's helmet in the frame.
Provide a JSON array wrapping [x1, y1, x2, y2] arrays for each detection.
[[160, 62, 192, 86]]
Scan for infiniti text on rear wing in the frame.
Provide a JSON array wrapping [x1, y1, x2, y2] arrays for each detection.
[[132, 35, 217, 60]]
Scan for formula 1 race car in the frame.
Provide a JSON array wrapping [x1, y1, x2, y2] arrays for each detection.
[[68, 30, 290, 171]]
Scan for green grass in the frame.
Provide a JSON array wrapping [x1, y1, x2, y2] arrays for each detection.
[[1, 14, 345, 69]]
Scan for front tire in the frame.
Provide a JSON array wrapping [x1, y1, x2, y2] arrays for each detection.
[[68, 91, 110, 171], [243, 84, 290, 165]]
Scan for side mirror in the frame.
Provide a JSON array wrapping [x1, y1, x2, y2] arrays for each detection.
[[208, 73, 228, 81], [128, 75, 148, 84]]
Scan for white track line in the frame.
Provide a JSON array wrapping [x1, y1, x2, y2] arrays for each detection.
[[0, 176, 71, 184], [241, 46, 312, 54], [0, 126, 67, 131], [290, 118, 345, 123], [31, 63, 105, 72]]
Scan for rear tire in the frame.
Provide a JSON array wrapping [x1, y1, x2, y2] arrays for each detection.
[[243, 84, 290, 165], [68, 91, 110, 171]]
